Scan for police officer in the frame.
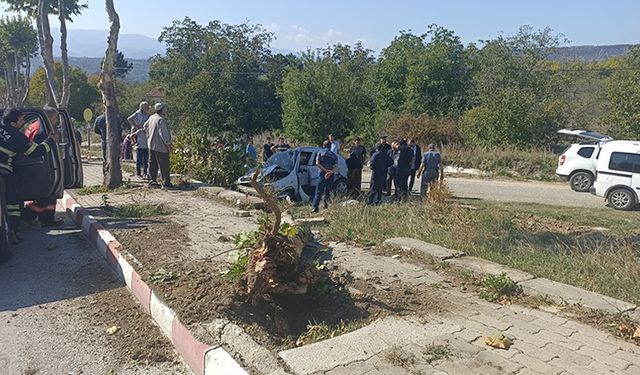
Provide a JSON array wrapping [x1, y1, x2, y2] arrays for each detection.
[[417, 143, 442, 202], [1, 108, 56, 244], [367, 143, 393, 205], [312, 140, 338, 213]]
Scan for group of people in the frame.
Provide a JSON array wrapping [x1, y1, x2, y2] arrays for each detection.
[[93, 101, 174, 189], [0, 107, 62, 248]]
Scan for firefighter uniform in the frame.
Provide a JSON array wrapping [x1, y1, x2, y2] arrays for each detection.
[[0, 121, 54, 242]]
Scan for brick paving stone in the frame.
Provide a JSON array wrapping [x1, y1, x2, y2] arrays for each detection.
[[577, 346, 632, 371], [557, 363, 607, 375], [529, 318, 576, 337], [470, 351, 524, 374], [454, 327, 485, 343], [500, 315, 544, 334], [512, 353, 563, 375], [542, 343, 593, 367], [586, 360, 633, 374], [570, 331, 621, 354], [468, 313, 513, 331], [612, 349, 640, 367], [469, 338, 521, 359]]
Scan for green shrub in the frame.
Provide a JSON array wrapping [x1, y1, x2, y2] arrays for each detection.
[[171, 134, 253, 187], [479, 273, 522, 302]]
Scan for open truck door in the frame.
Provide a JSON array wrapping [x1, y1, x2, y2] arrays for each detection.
[[58, 109, 84, 188]]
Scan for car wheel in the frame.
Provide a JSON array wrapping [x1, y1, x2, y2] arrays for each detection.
[[333, 178, 348, 197], [607, 188, 635, 211], [570, 172, 593, 192]]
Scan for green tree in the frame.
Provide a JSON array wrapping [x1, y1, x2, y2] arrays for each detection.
[[150, 18, 281, 136], [0, 15, 37, 106], [114, 49, 133, 79], [605, 46, 640, 138], [28, 62, 101, 119], [282, 43, 375, 143], [460, 26, 567, 148], [372, 25, 473, 117]]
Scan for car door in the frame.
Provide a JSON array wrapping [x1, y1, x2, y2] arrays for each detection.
[[58, 110, 84, 188], [12, 109, 64, 201]]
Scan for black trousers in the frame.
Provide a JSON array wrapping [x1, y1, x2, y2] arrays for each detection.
[[367, 175, 386, 205], [149, 150, 171, 186], [394, 167, 411, 201], [347, 168, 362, 195], [4, 174, 20, 232], [409, 168, 418, 191], [385, 167, 395, 195]]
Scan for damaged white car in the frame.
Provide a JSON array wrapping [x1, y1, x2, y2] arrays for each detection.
[[236, 146, 349, 202]]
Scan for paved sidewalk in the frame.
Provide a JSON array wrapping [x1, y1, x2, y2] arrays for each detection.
[[77, 162, 640, 375]]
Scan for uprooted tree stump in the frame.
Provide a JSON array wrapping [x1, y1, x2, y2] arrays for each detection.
[[243, 168, 318, 305]]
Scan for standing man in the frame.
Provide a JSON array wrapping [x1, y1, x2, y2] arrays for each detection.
[[312, 140, 338, 213], [246, 138, 257, 161], [262, 136, 274, 161], [416, 143, 442, 202], [367, 143, 393, 205], [346, 137, 366, 195], [145, 103, 173, 189], [1, 108, 56, 244], [386, 141, 399, 196], [93, 113, 107, 161], [271, 137, 291, 154], [408, 139, 422, 192], [370, 135, 391, 157], [23, 106, 64, 227], [128, 101, 150, 178], [329, 134, 341, 155], [394, 139, 414, 201]]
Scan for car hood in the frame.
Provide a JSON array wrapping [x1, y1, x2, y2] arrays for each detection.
[[557, 129, 613, 142]]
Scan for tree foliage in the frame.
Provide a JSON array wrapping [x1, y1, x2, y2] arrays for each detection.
[[114, 49, 133, 79], [460, 26, 567, 147], [0, 15, 37, 106], [606, 46, 640, 139], [28, 62, 100, 119], [282, 43, 375, 143], [150, 17, 288, 136]]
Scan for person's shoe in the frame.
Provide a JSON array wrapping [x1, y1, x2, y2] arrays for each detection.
[[143, 174, 150, 180], [161, 183, 174, 190], [9, 230, 23, 245], [311, 207, 319, 213], [148, 180, 160, 187], [41, 218, 65, 228], [324, 202, 329, 209]]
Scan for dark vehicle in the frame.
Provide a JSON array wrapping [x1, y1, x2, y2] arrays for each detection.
[[0, 108, 83, 261]]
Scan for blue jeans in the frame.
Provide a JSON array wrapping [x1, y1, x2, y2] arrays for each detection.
[[312, 173, 334, 211], [136, 148, 149, 176]]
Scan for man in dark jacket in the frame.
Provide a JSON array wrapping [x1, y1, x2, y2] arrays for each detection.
[[394, 139, 414, 201], [408, 139, 422, 192], [312, 140, 338, 213], [346, 137, 366, 195], [367, 143, 393, 205], [1, 108, 56, 244]]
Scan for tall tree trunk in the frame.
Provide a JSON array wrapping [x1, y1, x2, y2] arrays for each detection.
[[37, 0, 58, 107], [19, 53, 31, 107], [98, 0, 122, 189], [58, 0, 71, 108], [5, 55, 17, 106]]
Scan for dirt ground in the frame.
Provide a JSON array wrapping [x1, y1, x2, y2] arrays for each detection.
[[108, 209, 451, 352]]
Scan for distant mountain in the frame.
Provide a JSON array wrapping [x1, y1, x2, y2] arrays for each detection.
[[51, 27, 164, 59], [30, 55, 151, 83], [548, 44, 638, 62]]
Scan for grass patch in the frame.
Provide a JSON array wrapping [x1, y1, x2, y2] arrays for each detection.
[[121, 162, 136, 175], [478, 273, 522, 303], [320, 200, 640, 304], [295, 320, 365, 346], [148, 268, 179, 284], [104, 202, 173, 218], [423, 344, 451, 363], [76, 184, 109, 195]]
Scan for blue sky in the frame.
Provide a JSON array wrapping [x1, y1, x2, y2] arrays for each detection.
[[6, 0, 640, 52]]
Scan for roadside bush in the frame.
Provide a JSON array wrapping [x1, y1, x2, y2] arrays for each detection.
[[442, 144, 558, 180], [171, 134, 253, 187], [386, 113, 459, 145]]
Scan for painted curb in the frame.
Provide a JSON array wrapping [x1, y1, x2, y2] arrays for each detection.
[[62, 192, 248, 375]]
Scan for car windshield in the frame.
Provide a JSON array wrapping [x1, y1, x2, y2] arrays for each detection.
[[265, 149, 297, 172]]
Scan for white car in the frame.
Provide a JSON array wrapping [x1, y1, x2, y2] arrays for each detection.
[[236, 146, 349, 202], [591, 140, 640, 210], [556, 129, 612, 192]]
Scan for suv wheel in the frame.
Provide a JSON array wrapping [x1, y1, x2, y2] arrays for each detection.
[[570, 172, 593, 192], [608, 188, 635, 211]]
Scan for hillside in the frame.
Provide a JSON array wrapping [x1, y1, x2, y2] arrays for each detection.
[[548, 44, 637, 62], [30, 55, 151, 83]]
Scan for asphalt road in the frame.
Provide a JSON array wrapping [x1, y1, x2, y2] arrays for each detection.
[[360, 170, 606, 209], [0, 207, 189, 375]]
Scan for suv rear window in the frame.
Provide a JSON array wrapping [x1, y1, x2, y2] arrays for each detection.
[[609, 152, 640, 173], [577, 147, 595, 158]]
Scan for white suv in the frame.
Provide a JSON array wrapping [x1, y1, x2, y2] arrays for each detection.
[[556, 129, 612, 192], [591, 140, 640, 210]]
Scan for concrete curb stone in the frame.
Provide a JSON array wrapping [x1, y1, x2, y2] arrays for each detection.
[[384, 237, 464, 259], [447, 256, 534, 283], [62, 191, 250, 375]]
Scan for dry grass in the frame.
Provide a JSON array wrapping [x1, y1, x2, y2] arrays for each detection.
[[320, 199, 640, 304]]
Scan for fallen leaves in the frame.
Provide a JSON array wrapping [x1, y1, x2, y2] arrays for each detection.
[[483, 331, 513, 350], [106, 325, 120, 335]]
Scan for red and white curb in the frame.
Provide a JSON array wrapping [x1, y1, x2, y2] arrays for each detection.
[[62, 192, 248, 375]]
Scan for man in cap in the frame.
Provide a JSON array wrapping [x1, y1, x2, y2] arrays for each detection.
[[416, 143, 442, 201], [367, 143, 393, 205], [144, 102, 173, 189]]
